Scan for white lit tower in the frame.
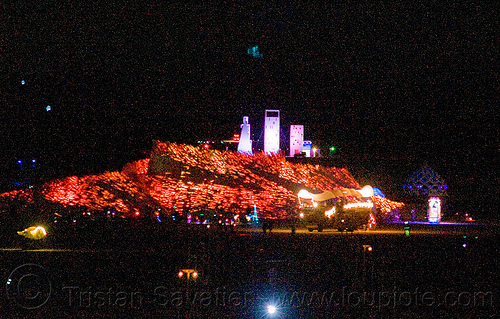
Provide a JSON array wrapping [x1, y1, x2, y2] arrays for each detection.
[[264, 110, 280, 154], [289, 125, 304, 157], [237, 116, 252, 154]]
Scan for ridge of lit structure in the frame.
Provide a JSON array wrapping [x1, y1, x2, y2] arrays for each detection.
[[0, 142, 405, 223]]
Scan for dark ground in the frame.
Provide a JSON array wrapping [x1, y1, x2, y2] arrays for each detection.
[[0, 224, 498, 318]]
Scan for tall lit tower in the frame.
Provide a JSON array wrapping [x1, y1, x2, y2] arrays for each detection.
[[289, 125, 304, 157], [264, 110, 280, 154], [237, 116, 252, 154]]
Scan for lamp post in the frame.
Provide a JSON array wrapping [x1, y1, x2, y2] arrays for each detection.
[[178, 268, 198, 281]]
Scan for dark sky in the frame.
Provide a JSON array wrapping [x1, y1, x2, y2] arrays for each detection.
[[1, 2, 498, 215]]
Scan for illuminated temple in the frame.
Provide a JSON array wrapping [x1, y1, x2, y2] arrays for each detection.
[[0, 142, 403, 220]]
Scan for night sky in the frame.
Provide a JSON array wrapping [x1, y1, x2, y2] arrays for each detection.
[[1, 2, 498, 217]]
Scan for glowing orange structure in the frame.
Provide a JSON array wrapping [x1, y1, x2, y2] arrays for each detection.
[[0, 142, 403, 220]]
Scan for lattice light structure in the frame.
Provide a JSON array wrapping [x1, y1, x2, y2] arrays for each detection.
[[403, 166, 447, 197]]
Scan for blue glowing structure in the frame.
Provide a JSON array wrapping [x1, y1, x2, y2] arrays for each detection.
[[21, 80, 26, 85], [247, 46, 263, 59], [250, 204, 259, 223], [46, 105, 52, 112], [403, 166, 447, 197], [303, 140, 312, 157], [372, 187, 385, 197]]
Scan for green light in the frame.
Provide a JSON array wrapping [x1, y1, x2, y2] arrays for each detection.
[[330, 146, 336, 152]]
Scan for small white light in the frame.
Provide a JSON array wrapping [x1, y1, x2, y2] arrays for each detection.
[[267, 304, 276, 314]]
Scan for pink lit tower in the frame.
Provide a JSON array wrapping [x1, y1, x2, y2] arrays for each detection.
[[289, 125, 304, 157], [264, 110, 280, 155]]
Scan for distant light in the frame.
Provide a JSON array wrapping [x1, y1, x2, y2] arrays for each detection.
[[18, 160, 22, 164], [178, 271, 184, 278], [21, 80, 25, 85], [192, 271, 198, 278], [463, 243, 467, 248], [135, 211, 140, 216], [330, 146, 336, 152], [267, 304, 277, 314], [46, 105, 52, 111], [248, 45, 263, 59], [32, 158, 36, 163]]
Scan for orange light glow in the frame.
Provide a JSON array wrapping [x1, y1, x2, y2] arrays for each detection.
[[343, 202, 374, 210], [324, 206, 336, 218]]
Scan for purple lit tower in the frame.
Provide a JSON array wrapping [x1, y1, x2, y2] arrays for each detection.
[[237, 116, 252, 154], [289, 125, 304, 157]]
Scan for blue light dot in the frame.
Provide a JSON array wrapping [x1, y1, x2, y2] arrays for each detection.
[[46, 105, 52, 111], [21, 80, 25, 85]]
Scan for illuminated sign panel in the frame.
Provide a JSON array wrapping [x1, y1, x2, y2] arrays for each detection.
[[428, 197, 441, 223]]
